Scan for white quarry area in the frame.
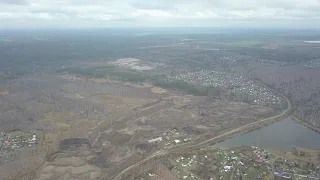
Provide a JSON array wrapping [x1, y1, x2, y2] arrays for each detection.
[[304, 41, 320, 44], [111, 58, 155, 71]]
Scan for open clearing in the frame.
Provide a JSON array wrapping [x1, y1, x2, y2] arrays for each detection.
[[0, 74, 279, 180]]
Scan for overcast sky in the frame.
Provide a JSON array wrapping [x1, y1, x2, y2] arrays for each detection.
[[1, 0, 320, 29]]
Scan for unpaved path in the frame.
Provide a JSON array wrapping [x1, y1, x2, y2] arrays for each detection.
[[92, 100, 171, 147], [109, 80, 292, 180]]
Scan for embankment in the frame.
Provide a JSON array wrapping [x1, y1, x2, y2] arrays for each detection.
[[110, 79, 292, 180], [170, 78, 292, 152], [292, 116, 320, 133]]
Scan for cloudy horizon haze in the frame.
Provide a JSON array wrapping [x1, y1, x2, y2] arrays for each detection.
[[1, 0, 320, 29]]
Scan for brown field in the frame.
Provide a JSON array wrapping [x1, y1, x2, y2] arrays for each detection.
[[0, 74, 280, 180]]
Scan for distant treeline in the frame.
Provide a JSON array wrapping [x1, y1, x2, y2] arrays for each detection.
[[153, 80, 221, 97], [153, 80, 207, 96], [56, 66, 221, 97], [1, 70, 28, 83], [56, 65, 148, 82]]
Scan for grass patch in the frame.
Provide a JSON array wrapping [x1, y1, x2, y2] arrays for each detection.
[[0, 86, 9, 95], [57, 65, 221, 97], [213, 40, 264, 47], [151, 86, 168, 94], [9, 131, 34, 139], [55, 122, 71, 129], [57, 65, 148, 83], [153, 80, 207, 96], [213, 40, 299, 47]]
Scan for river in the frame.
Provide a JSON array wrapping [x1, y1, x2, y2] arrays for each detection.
[[213, 117, 320, 151]]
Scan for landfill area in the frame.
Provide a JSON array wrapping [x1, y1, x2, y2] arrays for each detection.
[[0, 131, 40, 163], [160, 146, 320, 180]]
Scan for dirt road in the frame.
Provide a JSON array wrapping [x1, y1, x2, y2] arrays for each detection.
[[109, 80, 292, 180], [92, 100, 172, 147], [174, 80, 292, 151]]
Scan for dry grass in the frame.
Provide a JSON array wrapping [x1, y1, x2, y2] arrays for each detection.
[[55, 122, 71, 129], [0, 90, 8, 95], [38, 112, 74, 133], [0, 86, 9, 95], [151, 87, 168, 94], [74, 93, 84, 99], [42, 112, 75, 121]]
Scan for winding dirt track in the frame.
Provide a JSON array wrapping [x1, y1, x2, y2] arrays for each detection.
[[109, 80, 292, 180]]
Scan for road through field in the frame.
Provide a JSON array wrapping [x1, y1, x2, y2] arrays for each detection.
[[109, 80, 292, 180], [92, 100, 171, 147], [173, 80, 292, 150]]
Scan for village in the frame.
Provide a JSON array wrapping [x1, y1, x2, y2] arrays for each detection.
[[0, 131, 40, 164], [135, 146, 320, 180], [137, 125, 320, 180], [168, 70, 285, 108]]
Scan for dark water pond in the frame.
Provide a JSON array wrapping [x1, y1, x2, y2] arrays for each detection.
[[214, 117, 320, 151]]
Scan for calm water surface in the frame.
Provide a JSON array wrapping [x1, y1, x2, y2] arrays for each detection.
[[214, 117, 320, 151]]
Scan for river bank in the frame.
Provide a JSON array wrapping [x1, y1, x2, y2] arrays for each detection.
[[170, 78, 293, 152], [111, 79, 293, 180], [213, 117, 320, 151], [292, 116, 320, 134], [167, 146, 320, 180]]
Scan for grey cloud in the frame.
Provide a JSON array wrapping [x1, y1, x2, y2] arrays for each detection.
[[0, 0, 27, 5], [130, 1, 176, 10], [112, 17, 136, 22], [30, 8, 77, 16], [0, 0, 320, 28]]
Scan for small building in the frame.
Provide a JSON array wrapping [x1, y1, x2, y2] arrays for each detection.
[[173, 139, 181, 144], [274, 172, 292, 180], [32, 134, 36, 141], [148, 137, 163, 143], [224, 165, 232, 171]]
